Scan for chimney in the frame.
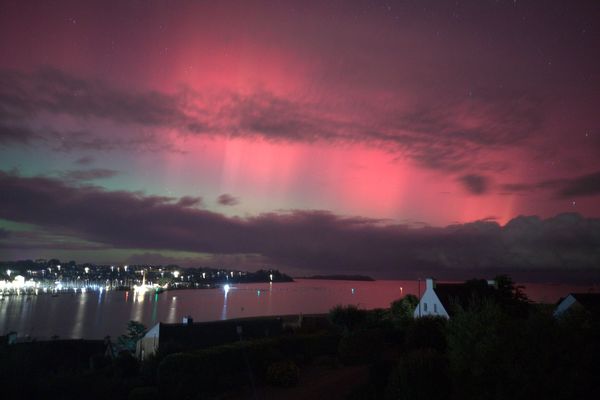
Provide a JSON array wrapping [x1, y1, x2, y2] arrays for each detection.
[[426, 278, 435, 290]]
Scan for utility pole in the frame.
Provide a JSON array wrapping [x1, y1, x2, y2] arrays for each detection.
[[418, 278, 421, 317]]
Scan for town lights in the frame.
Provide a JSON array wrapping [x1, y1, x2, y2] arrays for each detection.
[[173, 270, 180, 278]]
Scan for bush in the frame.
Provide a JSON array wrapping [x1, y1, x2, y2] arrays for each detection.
[[405, 316, 447, 353], [338, 329, 385, 365], [386, 349, 450, 400], [329, 304, 367, 333], [114, 350, 140, 378], [89, 353, 111, 371], [139, 354, 161, 385], [128, 386, 159, 400], [158, 333, 340, 398], [266, 360, 300, 387], [390, 295, 419, 327]]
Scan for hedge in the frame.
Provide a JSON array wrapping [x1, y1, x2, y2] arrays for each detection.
[[158, 333, 340, 398]]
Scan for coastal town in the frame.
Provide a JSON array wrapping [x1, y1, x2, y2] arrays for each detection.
[[0, 259, 293, 297]]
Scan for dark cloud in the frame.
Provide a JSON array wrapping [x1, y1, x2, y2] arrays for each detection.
[[0, 123, 39, 146], [217, 193, 239, 206], [74, 156, 94, 165], [124, 253, 199, 267], [49, 129, 184, 154], [124, 252, 268, 270], [458, 174, 490, 195], [61, 169, 120, 181], [176, 196, 203, 208], [500, 170, 600, 198], [0, 171, 598, 282], [0, 67, 196, 128], [557, 171, 600, 198], [0, 227, 108, 251], [0, 67, 546, 172], [0, 67, 192, 153], [219, 90, 542, 172]]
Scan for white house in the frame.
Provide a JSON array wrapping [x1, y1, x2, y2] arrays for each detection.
[[414, 278, 450, 318], [414, 278, 497, 319]]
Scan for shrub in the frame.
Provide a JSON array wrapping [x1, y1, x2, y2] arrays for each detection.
[[114, 350, 140, 378], [158, 333, 340, 398], [128, 386, 159, 400], [385, 349, 450, 400], [329, 304, 367, 333], [390, 295, 419, 327], [89, 353, 111, 371], [266, 360, 300, 387], [338, 329, 385, 365], [405, 316, 447, 353]]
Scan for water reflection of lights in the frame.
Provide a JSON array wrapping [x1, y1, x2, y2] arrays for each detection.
[[152, 293, 159, 324], [221, 284, 231, 320], [134, 290, 146, 303], [71, 287, 87, 338]]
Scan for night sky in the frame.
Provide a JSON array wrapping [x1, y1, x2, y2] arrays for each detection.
[[1, 0, 599, 281]]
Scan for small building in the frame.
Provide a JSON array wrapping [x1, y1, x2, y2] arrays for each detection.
[[553, 293, 600, 318], [414, 278, 497, 319]]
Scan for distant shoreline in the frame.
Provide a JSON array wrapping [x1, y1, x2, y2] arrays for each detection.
[[298, 275, 375, 282]]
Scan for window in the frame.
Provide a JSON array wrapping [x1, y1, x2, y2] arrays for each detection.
[[424, 303, 428, 312]]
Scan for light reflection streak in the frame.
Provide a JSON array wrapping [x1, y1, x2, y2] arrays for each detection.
[[151, 292, 158, 324], [70, 290, 87, 338], [166, 295, 177, 323], [221, 284, 230, 320], [131, 291, 144, 323]]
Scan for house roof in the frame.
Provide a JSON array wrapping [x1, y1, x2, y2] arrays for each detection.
[[434, 282, 496, 315], [570, 293, 600, 314], [158, 316, 284, 350]]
